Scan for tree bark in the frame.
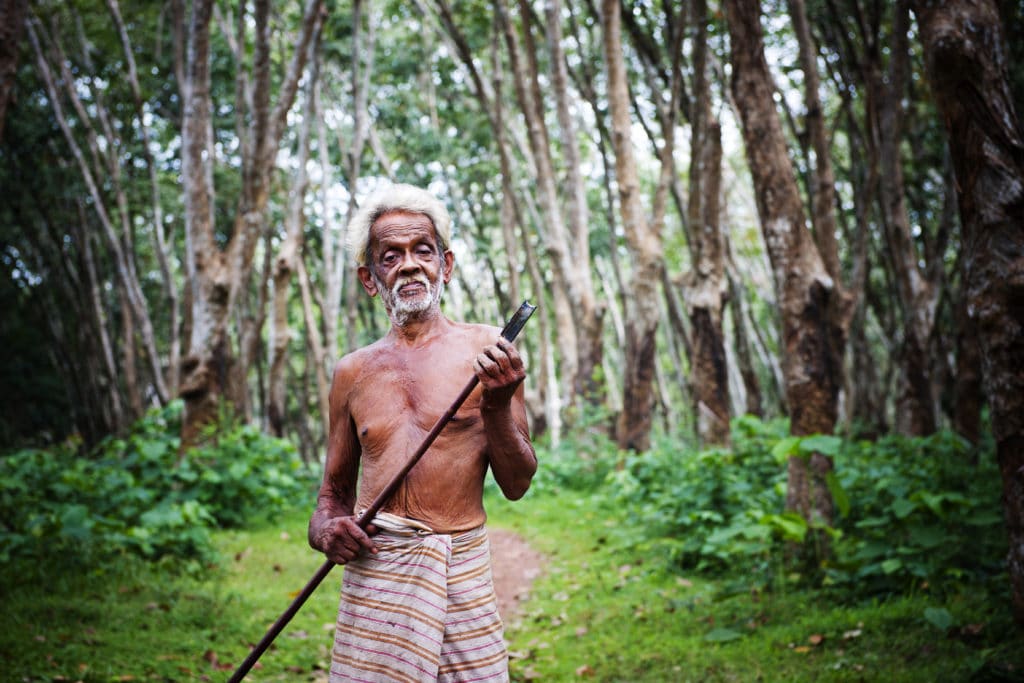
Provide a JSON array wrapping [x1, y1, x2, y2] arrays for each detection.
[[542, 0, 605, 404], [872, 0, 939, 435], [268, 45, 317, 437], [685, 0, 731, 446], [913, 0, 1024, 624], [603, 0, 666, 452], [0, 0, 26, 141], [497, 0, 579, 404], [106, 0, 181, 396], [953, 282, 983, 445], [724, 0, 843, 530], [179, 0, 326, 447]]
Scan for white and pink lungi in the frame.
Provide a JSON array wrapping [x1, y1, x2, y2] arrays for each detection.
[[329, 512, 509, 682]]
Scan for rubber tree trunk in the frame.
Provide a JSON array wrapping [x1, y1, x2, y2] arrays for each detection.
[[724, 0, 844, 530], [913, 0, 1024, 625], [603, 0, 666, 452], [686, 0, 731, 447]]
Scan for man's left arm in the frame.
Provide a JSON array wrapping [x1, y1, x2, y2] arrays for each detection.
[[474, 337, 537, 500]]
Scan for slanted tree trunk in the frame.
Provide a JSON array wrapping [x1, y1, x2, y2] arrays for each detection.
[[497, 0, 579, 404], [913, 0, 1024, 624], [106, 0, 181, 395], [603, 0, 668, 451], [542, 0, 605, 404], [727, 266, 763, 418], [27, 14, 169, 410], [724, 0, 843, 531]]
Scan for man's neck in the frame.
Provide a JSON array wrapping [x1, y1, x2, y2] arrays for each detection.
[[387, 307, 448, 346]]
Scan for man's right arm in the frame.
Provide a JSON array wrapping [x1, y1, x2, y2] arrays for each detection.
[[308, 358, 378, 564]]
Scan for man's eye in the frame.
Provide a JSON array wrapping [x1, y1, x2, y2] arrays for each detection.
[[382, 254, 397, 265]]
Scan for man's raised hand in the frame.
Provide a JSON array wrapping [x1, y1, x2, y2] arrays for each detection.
[[474, 337, 526, 409]]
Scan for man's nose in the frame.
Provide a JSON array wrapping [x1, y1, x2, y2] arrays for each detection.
[[398, 251, 421, 273]]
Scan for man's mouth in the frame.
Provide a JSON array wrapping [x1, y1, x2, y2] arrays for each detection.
[[397, 280, 428, 296]]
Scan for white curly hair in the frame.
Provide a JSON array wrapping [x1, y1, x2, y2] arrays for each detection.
[[346, 183, 452, 266]]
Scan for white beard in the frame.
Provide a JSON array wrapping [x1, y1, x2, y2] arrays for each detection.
[[375, 272, 445, 327]]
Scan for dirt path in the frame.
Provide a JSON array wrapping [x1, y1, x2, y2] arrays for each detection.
[[488, 528, 545, 622]]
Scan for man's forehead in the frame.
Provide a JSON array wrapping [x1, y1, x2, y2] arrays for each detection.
[[370, 211, 439, 244]]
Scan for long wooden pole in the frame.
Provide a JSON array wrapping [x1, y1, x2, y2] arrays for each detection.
[[228, 301, 536, 682]]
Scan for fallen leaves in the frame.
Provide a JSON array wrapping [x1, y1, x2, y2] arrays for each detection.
[[202, 649, 236, 671]]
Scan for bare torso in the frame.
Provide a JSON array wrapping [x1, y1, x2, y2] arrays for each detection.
[[343, 319, 501, 532]]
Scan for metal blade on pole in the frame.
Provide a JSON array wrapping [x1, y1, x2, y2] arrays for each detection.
[[227, 301, 536, 682]]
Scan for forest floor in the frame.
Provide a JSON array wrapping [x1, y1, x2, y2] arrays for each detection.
[[488, 527, 546, 622], [3, 493, 1024, 681]]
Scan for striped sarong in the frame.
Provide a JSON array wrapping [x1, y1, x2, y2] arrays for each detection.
[[330, 512, 508, 682]]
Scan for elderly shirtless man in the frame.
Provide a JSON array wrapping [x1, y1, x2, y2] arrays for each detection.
[[309, 184, 537, 682]]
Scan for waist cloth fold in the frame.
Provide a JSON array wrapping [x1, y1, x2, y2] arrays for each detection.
[[329, 511, 508, 683]]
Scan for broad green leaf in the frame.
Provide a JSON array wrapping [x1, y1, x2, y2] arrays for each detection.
[[825, 472, 850, 518], [770, 436, 801, 464], [892, 498, 917, 519], [923, 607, 954, 631], [881, 558, 903, 574], [799, 435, 843, 457], [760, 513, 808, 543]]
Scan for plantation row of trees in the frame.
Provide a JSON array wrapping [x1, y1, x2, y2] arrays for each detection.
[[1, 0, 1022, 618]]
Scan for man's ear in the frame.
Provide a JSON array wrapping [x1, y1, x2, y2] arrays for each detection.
[[442, 250, 454, 284], [358, 265, 378, 297]]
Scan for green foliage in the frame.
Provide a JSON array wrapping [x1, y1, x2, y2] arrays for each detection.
[[487, 483, 1022, 683], [532, 416, 1005, 597], [0, 402, 317, 568], [824, 431, 1005, 593]]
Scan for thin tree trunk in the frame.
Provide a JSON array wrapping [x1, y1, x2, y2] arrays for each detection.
[[953, 282, 982, 445], [118, 285, 144, 417], [497, 0, 579, 403], [542, 0, 605, 404], [268, 52, 316, 436], [685, 0, 731, 446], [727, 268, 763, 417], [106, 0, 181, 395], [298, 255, 331, 439], [76, 203, 124, 427], [870, 1, 939, 435], [914, 0, 1024, 624], [27, 16, 170, 406], [724, 0, 843, 533]]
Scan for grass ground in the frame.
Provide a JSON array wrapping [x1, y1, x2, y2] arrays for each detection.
[[2, 487, 1022, 682]]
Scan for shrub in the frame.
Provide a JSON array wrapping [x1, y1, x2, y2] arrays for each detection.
[[0, 401, 317, 568], [529, 416, 1006, 596]]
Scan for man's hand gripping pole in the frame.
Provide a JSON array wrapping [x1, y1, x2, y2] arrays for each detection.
[[227, 301, 536, 682]]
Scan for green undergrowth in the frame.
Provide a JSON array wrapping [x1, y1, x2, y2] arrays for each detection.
[[2, 414, 1023, 681], [0, 401, 318, 566], [487, 490, 1023, 682], [0, 505, 341, 681]]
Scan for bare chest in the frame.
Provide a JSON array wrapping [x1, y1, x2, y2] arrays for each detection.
[[348, 348, 484, 455]]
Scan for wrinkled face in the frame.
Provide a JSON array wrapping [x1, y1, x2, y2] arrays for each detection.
[[357, 211, 453, 327]]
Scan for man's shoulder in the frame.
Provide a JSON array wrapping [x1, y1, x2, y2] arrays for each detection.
[[332, 339, 387, 378], [451, 320, 502, 342]]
